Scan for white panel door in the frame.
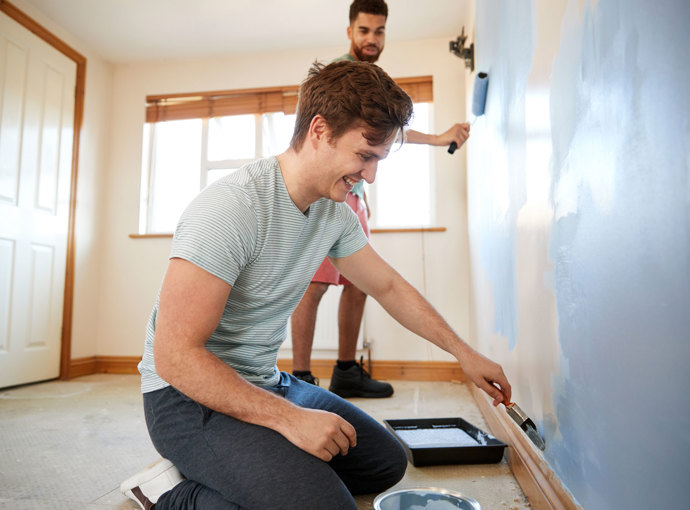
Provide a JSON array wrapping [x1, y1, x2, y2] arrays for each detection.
[[0, 12, 76, 388]]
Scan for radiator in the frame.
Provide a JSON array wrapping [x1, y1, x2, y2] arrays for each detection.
[[285, 286, 363, 351]]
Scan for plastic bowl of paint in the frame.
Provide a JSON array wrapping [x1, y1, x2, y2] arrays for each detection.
[[373, 487, 481, 510]]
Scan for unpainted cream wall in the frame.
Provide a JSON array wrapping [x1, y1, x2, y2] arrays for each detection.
[[97, 38, 472, 362]]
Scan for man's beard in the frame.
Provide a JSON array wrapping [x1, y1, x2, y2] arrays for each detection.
[[353, 44, 381, 63]]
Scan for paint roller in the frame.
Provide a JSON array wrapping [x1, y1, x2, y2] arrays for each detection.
[[448, 71, 489, 154]]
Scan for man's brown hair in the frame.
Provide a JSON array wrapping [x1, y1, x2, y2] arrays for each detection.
[[290, 60, 412, 151], [349, 0, 388, 23]]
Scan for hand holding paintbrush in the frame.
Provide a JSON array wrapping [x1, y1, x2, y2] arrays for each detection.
[[483, 380, 546, 451]]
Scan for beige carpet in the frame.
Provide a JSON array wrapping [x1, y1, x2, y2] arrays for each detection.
[[0, 374, 529, 509]]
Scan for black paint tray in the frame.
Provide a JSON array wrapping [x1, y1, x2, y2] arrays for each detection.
[[384, 417, 506, 466]]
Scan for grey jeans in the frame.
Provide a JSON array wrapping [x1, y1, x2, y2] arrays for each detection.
[[144, 372, 407, 509]]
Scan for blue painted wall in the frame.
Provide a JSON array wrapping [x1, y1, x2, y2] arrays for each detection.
[[468, 1, 689, 508]]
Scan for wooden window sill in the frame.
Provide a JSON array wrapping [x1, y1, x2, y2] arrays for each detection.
[[129, 227, 446, 239], [370, 227, 446, 234], [129, 233, 173, 239]]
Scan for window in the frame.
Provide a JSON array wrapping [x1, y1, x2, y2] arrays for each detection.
[[139, 86, 298, 234], [139, 78, 433, 234], [139, 113, 295, 234], [369, 102, 432, 228]]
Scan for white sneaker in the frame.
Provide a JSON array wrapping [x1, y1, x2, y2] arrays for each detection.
[[120, 458, 184, 509]]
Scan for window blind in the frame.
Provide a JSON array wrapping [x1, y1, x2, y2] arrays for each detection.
[[145, 76, 433, 123]]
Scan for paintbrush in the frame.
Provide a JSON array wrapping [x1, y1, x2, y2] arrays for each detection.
[[505, 402, 545, 451]]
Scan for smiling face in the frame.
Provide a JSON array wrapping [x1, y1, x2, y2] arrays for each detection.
[[287, 61, 412, 210], [347, 13, 386, 63], [317, 124, 395, 203]]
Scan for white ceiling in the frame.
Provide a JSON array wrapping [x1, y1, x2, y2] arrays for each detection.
[[22, 0, 472, 63]]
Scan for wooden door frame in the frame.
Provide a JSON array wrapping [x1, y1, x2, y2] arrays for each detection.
[[0, 0, 86, 379]]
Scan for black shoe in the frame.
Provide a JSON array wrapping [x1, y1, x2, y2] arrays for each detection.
[[328, 361, 394, 398], [293, 372, 320, 386]]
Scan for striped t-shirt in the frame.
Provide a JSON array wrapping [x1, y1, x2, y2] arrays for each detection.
[[139, 156, 368, 393]]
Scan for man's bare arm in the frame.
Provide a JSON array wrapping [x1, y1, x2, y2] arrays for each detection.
[[153, 258, 356, 461], [406, 123, 470, 149], [331, 245, 511, 406]]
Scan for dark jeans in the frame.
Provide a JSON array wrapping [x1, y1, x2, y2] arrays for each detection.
[[144, 372, 407, 509]]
